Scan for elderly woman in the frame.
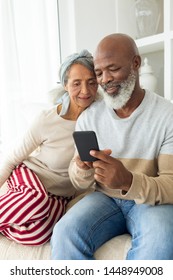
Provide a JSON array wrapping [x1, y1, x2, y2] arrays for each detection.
[[0, 50, 98, 245]]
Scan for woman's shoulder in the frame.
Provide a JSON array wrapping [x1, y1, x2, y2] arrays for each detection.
[[30, 106, 59, 129], [38, 105, 58, 119]]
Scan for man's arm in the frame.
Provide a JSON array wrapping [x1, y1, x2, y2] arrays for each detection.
[[90, 150, 173, 205]]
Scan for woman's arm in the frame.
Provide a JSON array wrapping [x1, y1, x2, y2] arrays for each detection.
[[0, 111, 45, 187]]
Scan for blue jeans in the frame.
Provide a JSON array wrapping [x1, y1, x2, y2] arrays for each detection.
[[51, 191, 173, 260]]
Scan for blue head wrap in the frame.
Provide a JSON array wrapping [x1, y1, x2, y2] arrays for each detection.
[[57, 49, 95, 116]]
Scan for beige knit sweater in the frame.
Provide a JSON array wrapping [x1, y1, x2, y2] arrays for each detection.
[[0, 105, 76, 197]]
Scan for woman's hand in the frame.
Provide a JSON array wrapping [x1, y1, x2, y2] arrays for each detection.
[[75, 149, 112, 170], [75, 155, 93, 170]]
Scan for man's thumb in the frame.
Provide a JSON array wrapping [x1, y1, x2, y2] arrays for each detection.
[[103, 149, 112, 156]]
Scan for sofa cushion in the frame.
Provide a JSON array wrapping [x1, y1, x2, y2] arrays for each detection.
[[0, 183, 131, 259], [0, 232, 131, 260]]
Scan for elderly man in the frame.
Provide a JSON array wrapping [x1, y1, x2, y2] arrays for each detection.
[[51, 33, 173, 260]]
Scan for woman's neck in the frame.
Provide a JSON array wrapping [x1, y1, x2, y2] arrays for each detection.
[[57, 104, 84, 121]]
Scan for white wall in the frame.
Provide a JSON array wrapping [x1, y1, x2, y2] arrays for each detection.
[[57, 0, 163, 96], [58, 0, 117, 60]]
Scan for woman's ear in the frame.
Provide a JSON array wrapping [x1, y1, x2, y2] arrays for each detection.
[[64, 84, 68, 91]]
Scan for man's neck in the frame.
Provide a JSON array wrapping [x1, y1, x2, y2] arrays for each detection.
[[114, 89, 145, 118]]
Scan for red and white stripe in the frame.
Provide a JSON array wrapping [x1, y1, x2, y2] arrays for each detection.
[[0, 163, 68, 245]]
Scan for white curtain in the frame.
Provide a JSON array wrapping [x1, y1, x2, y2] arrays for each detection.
[[0, 0, 60, 151]]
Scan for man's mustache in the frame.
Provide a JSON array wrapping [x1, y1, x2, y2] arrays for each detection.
[[101, 82, 120, 91]]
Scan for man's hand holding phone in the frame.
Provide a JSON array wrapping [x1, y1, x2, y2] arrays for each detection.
[[72, 130, 132, 191], [90, 149, 132, 192]]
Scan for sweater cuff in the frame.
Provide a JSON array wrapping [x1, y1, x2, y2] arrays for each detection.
[[120, 172, 142, 201], [75, 164, 95, 178]]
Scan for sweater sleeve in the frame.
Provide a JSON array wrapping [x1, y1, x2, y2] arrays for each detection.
[[69, 112, 96, 191], [69, 153, 173, 205], [0, 111, 45, 187], [68, 152, 95, 191], [119, 114, 173, 205], [120, 154, 173, 205]]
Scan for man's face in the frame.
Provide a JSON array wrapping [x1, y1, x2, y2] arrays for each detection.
[[94, 52, 136, 110], [101, 69, 136, 110]]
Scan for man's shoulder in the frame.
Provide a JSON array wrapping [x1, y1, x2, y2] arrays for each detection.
[[148, 91, 173, 112], [150, 91, 171, 105], [77, 99, 105, 125], [85, 99, 105, 114]]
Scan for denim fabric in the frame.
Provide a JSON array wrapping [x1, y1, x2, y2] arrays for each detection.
[[51, 191, 173, 260]]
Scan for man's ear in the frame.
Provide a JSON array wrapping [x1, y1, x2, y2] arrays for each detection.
[[133, 55, 141, 70]]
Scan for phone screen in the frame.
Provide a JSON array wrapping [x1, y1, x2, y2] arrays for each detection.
[[73, 131, 99, 161]]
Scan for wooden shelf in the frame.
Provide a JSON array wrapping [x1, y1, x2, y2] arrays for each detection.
[[136, 33, 164, 54]]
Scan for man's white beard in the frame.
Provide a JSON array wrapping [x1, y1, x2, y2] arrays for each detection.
[[102, 71, 136, 110]]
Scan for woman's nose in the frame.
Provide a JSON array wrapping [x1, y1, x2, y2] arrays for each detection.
[[80, 83, 89, 94]]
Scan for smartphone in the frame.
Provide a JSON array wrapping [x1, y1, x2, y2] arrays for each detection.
[[73, 131, 100, 161]]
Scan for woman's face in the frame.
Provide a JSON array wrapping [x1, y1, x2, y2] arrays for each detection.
[[65, 64, 98, 109]]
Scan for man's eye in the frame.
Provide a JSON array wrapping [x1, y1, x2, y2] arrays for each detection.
[[95, 72, 102, 77], [89, 81, 97, 85], [110, 67, 120, 72]]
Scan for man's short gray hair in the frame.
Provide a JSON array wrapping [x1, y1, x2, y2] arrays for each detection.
[[59, 49, 95, 86]]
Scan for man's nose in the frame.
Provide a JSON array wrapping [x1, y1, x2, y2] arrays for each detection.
[[101, 71, 113, 84]]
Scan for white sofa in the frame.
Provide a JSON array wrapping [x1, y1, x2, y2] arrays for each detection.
[[0, 87, 132, 259], [0, 183, 131, 260]]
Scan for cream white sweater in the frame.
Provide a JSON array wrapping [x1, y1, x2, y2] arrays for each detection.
[[0, 105, 76, 197], [69, 90, 173, 205]]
